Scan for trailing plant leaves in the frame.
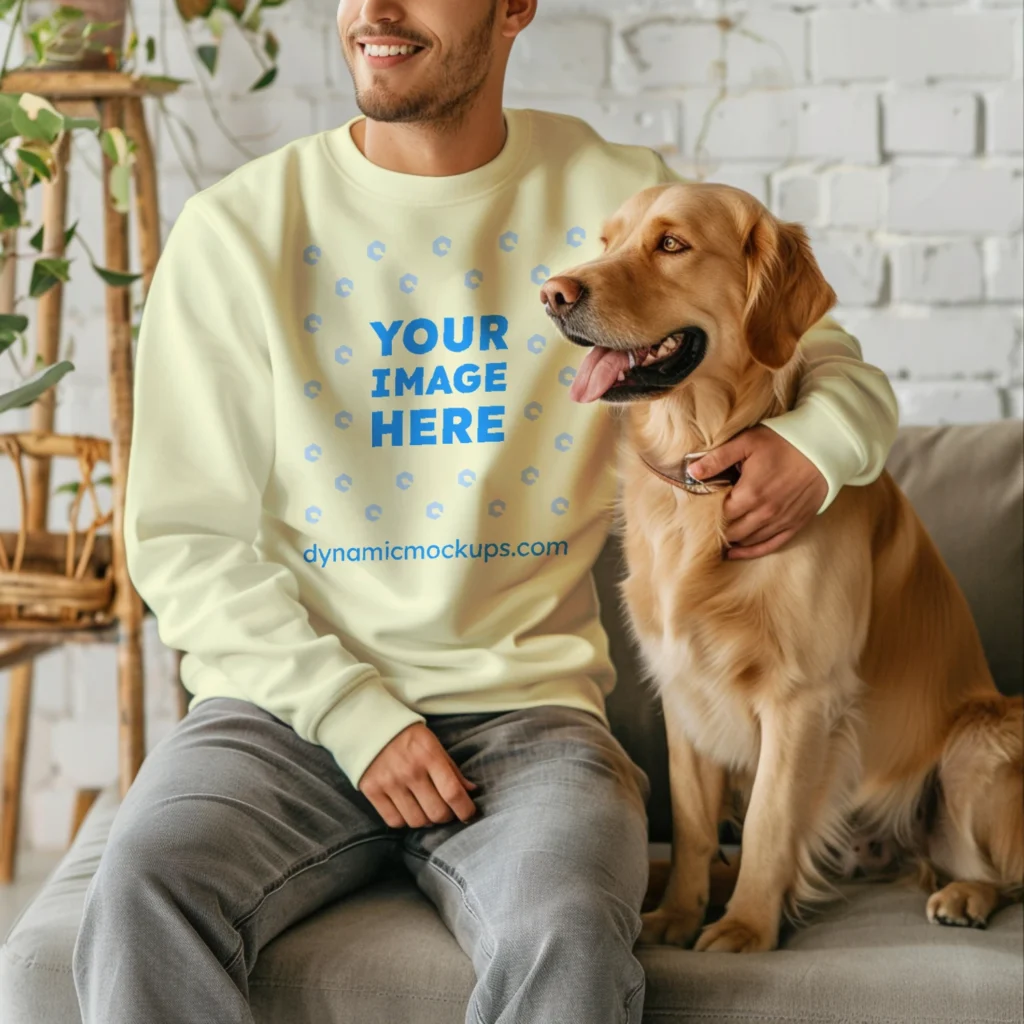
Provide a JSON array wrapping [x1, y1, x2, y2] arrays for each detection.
[[197, 44, 218, 75], [12, 104, 64, 144], [264, 29, 278, 61], [145, 35, 156, 61], [29, 257, 71, 298], [29, 220, 78, 252], [251, 65, 276, 91], [92, 262, 141, 287], [0, 189, 21, 230], [109, 163, 131, 213], [62, 115, 100, 132], [0, 313, 29, 334], [0, 360, 75, 414], [17, 145, 53, 181]]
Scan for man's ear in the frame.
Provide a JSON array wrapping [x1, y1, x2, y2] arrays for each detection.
[[742, 213, 837, 370]]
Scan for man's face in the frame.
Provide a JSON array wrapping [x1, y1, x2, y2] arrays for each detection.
[[337, 0, 500, 125]]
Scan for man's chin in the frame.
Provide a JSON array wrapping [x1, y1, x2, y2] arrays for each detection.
[[354, 88, 433, 124]]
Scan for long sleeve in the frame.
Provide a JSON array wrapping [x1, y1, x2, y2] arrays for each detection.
[[652, 154, 899, 512], [124, 197, 424, 786], [762, 316, 899, 512]]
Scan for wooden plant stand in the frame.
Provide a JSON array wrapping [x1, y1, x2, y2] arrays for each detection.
[[0, 70, 178, 882]]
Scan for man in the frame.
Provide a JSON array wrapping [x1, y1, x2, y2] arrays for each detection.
[[72, 1, 898, 1021]]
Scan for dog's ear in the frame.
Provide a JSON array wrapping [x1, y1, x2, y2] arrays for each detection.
[[741, 212, 837, 370]]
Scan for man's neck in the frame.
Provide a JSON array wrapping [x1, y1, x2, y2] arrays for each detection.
[[350, 95, 508, 177]]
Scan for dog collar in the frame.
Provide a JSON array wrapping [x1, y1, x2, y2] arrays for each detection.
[[637, 449, 741, 495]]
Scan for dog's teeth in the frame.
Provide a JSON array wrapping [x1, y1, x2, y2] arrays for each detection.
[[617, 371, 626, 381]]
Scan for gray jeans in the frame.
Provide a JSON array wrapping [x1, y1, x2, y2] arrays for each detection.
[[71, 697, 651, 1024]]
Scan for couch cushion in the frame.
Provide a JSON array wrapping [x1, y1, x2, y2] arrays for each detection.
[[3, 786, 1022, 1024], [886, 423, 1023, 697]]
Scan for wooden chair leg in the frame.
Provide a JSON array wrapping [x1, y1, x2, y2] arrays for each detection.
[[0, 135, 72, 884], [124, 96, 161, 299], [0, 664, 32, 883], [68, 787, 100, 845], [102, 96, 147, 796]]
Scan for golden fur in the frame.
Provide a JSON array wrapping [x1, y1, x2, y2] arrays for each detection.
[[550, 183, 1023, 952]]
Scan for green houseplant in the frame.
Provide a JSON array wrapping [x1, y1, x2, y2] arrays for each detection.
[[0, 0, 291, 421]]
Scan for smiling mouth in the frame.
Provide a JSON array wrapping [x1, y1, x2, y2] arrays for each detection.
[[358, 41, 426, 65], [559, 328, 708, 404]]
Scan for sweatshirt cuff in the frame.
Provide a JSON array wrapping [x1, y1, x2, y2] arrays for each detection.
[[762, 396, 866, 515], [315, 674, 426, 787]]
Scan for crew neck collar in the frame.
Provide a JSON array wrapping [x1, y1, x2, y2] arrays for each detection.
[[320, 107, 532, 206]]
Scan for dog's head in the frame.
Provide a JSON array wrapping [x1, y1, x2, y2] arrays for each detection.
[[541, 182, 837, 404]]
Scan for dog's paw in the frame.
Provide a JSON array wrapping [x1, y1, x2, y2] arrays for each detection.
[[926, 882, 997, 929], [694, 914, 776, 953], [638, 907, 703, 947]]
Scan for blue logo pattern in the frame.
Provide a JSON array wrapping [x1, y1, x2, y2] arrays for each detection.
[[301, 227, 591, 536]]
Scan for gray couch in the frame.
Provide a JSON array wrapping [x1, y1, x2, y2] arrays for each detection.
[[3, 423, 1022, 1023]]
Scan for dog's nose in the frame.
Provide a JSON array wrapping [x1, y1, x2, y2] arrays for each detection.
[[540, 276, 582, 314]]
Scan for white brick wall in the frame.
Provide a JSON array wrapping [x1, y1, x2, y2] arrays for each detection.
[[2, 0, 1022, 854]]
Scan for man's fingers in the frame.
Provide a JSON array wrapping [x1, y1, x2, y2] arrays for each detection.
[[735, 517, 797, 549], [688, 437, 750, 480], [389, 788, 430, 829], [431, 762, 478, 822], [369, 792, 405, 830], [409, 774, 456, 825], [724, 505, 774, 544], [726, 528, 797, 560]]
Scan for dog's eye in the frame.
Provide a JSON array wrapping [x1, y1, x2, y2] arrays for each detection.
[[660, 235, 690, 253]]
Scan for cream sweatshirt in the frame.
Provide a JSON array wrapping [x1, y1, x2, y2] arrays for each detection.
[[124, 108, 899, 785]]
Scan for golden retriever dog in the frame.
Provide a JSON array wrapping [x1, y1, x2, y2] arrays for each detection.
[[540, 182, 1024, 953]]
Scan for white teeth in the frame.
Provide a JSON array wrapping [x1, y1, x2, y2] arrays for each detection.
[[365, 43, 416, 56], [617, 371, 626, 381], [628, 351, 636, 369]]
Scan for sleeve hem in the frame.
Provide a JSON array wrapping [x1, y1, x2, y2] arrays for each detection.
[[315, 675, 426, 787]]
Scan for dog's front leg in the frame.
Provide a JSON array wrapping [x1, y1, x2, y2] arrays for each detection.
[[640, 700, 725, 947], [696, 694, 826, 953]]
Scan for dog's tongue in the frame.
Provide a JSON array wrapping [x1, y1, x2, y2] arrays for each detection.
[[570, 346, 631, 403]]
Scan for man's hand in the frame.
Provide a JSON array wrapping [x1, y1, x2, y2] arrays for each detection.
[[688, 426, 827, 560], [359, 723, 478, 828]]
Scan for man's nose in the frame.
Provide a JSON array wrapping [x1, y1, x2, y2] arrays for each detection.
[[540, 276, 583, 314]]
